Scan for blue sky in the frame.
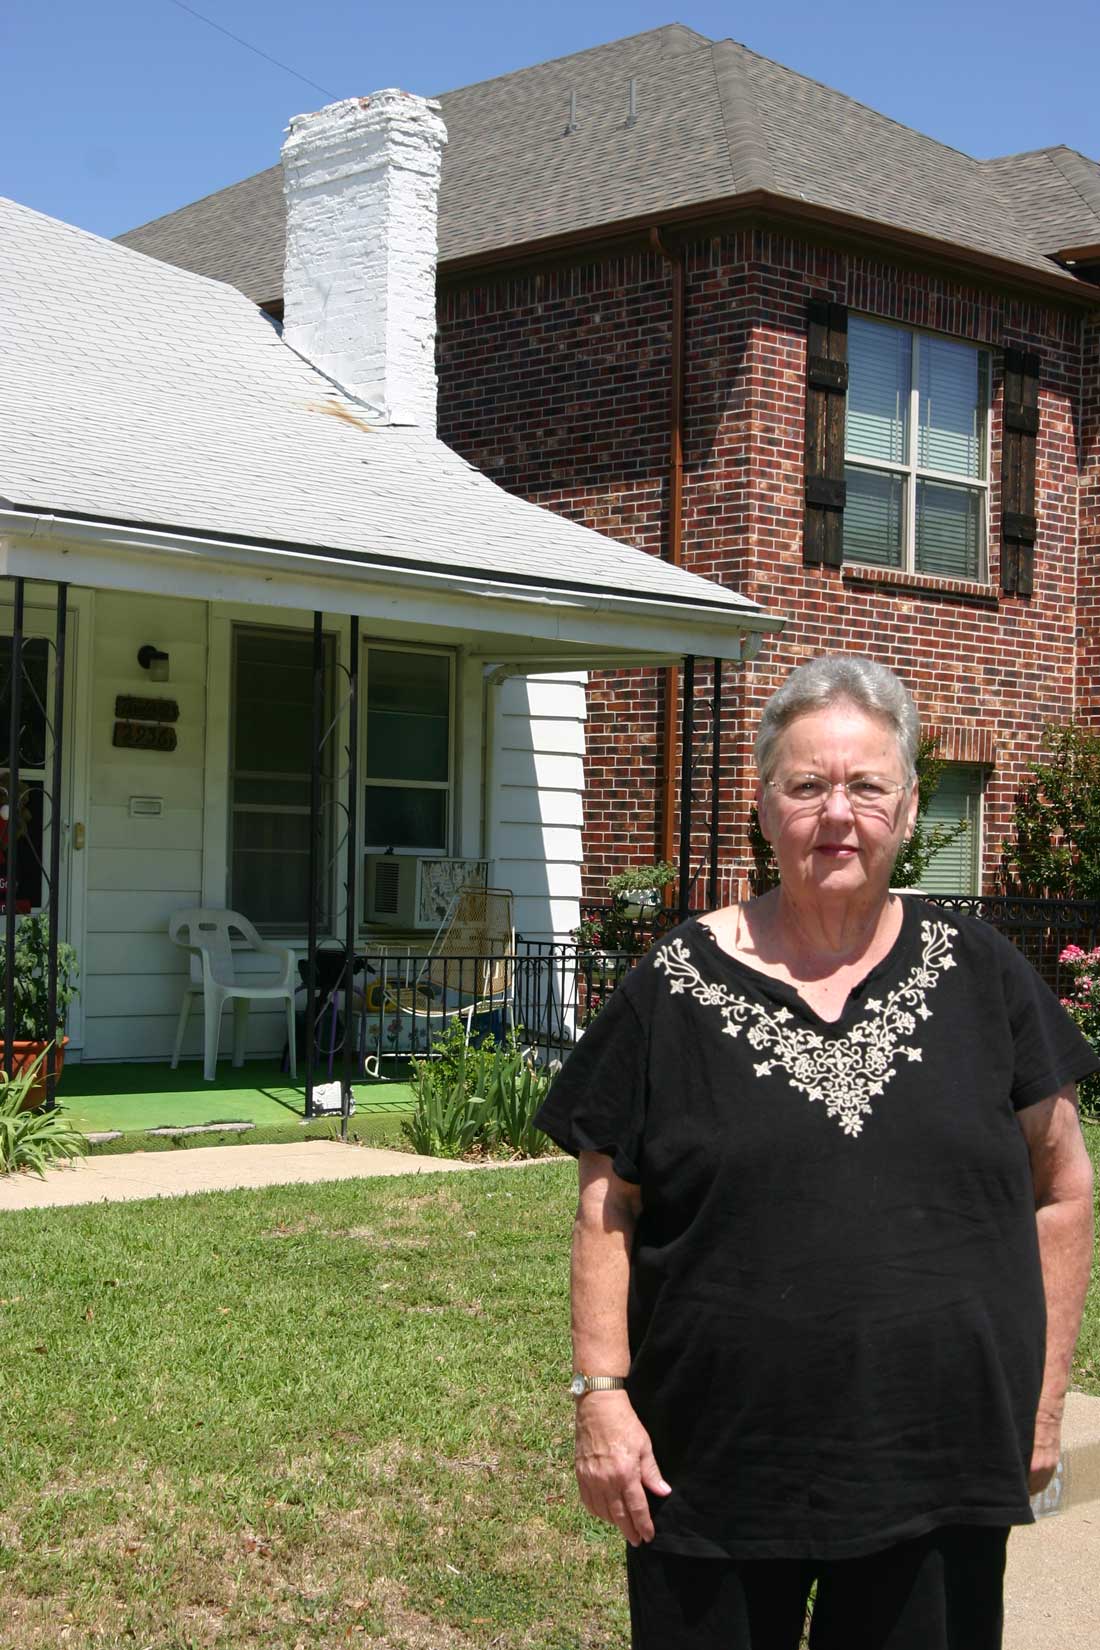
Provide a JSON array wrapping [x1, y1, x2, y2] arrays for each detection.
[[3, 1, 1098, 240]]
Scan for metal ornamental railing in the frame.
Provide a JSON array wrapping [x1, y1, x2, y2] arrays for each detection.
[[320, 895, 1100, 1077]]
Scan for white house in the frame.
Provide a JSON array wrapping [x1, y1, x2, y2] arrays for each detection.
[[0, 89, 779, 1069]]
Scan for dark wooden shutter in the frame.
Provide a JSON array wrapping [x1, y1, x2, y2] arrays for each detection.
[[804, 300, 849, 568], [1001, 348, 1039, 596]]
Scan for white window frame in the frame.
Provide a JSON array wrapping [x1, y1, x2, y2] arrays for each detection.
[[844, 317, 992, 580], [361, 640, 456, 857]]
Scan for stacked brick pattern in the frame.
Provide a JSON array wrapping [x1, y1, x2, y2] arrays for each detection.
[[1079, 312, 1100, 727], [438, 231, 1087, 901]]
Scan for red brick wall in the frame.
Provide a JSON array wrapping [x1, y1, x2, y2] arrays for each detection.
[[438, 231, 1086, 902], [1079, 311, 1100, 727]]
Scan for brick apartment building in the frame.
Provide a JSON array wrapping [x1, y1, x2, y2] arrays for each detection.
[[120, 24, 1100, 903]]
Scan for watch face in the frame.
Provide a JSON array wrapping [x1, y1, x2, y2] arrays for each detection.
[[569, 1375, 587, 1397]]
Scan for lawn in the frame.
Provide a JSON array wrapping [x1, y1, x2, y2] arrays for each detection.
[[0, 1161, 623, 1650], [1, 1129, 1097, 1650]]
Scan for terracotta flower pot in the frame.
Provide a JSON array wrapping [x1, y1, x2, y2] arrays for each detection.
[[3, 1037, 69, 1111]]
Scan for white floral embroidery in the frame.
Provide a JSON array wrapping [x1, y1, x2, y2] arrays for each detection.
[[652, 920, 957, 1137]]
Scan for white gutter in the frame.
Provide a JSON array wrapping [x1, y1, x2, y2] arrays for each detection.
[[0, 509, 784, 642]]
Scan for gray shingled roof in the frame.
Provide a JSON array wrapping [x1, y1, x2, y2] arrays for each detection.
[[116, 24, 1090, 303], [982, 147, 1100, 255], [1, 195, 767, 627]]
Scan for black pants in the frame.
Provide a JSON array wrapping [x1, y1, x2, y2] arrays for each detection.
[[627, 1526, 1009, 1650]]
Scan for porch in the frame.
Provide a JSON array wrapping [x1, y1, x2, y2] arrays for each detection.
[[55, 1057, 417, 1145]]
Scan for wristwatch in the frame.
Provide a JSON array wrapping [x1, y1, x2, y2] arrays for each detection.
[[570, 1374, 628, 1397]]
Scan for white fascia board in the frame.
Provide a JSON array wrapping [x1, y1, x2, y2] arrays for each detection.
[[0, 513, 785, 664]]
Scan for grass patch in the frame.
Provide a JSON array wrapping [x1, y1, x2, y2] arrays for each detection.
[[0, 1161, 627, 1649], [1073, 1121, 1100, 1397], [1, 1132, 1097, 1648], [85, 1112, 410, 1157]]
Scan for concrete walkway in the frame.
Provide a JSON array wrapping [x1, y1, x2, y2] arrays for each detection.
[[0, 1137, 482, 1210], [2, 1139, 1097, 1643]]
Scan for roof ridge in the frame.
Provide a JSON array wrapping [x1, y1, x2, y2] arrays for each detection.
[[430, 22, 712, 100], [709, 39, 773, 194], [732, 38, 986, 171], [1044, 147, 1100, 230]]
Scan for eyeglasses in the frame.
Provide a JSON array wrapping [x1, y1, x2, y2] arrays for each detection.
[[766, 775, 911, 812]]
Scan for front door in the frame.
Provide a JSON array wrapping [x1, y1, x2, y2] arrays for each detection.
[[0, 589, 85, 1048]]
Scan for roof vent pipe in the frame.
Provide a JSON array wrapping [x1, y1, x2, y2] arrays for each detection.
[[627, 77, 638, 127], [565, 90, 578, 134]]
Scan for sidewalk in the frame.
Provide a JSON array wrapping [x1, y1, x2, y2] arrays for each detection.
[[2, 1139, 1096, 1643], [1005, 1390, 1100, 1649], [0, 1137, 481, 1210]]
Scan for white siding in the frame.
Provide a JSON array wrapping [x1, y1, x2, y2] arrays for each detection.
[[82, 593, 213, 1062], [488, 673, 586, 943]]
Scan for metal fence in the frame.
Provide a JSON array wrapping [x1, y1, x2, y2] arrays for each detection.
[[316, 895, 1100, 1079]]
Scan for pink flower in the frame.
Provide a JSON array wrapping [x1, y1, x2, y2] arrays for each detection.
[[1060, 945, 1086, 962]]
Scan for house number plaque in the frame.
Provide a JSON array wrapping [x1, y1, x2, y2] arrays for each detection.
[[114, 695, 179, 723], [113, 720, 177, 753]]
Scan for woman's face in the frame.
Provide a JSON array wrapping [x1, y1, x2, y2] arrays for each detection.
[[757, 703, 918, 902]]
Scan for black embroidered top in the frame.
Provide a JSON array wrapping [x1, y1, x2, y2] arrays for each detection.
[[535, 898, 1099, 1561]]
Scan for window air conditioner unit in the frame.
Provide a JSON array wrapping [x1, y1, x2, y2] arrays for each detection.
[[364, 855, 489, 929]]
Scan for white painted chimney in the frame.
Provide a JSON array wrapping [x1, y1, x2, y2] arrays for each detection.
[[281, 89, 447, 429]]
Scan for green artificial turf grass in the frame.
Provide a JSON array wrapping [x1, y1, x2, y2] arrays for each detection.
[[56, 1060, 416, 1138], [0, 1161, 628, 1650]]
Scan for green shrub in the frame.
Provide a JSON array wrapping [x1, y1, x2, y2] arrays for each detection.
[[1055, 945, 1100, 1123], [0, 1051, 88, 1176], [481, 1046, 555, 1157], [0, 910, 79, 1040], [1003, 724, 1100, 898], [402, 1051, 489, 1158], [402, 1017, 556, 1158]]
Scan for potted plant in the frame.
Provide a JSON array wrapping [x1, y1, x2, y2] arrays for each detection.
[[0, 912, 79, 1110], [606, 861, 677, 920]]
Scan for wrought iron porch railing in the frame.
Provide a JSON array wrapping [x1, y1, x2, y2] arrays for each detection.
[[314, 895, 1100, 1077]]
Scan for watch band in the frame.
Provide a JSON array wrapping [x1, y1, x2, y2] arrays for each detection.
[[570, 1373, 627, 1397]]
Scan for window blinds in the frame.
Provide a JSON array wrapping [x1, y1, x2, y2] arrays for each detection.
[[847, 318, 910, 463], [919, 766, 982, 894]]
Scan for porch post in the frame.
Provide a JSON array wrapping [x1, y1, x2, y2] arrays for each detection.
[[3, 577, 25, 1082], [44, 584, 68, 1109], [707, 657, 723, 913], [340, 617, 359, 1140], [304, 611, 324, 1119], [677, 654, 695, 922]]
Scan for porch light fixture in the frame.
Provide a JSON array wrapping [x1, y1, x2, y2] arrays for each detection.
[[137, 644, 170, 683]]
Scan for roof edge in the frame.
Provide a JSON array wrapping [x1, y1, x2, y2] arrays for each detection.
[[0, 502, 774, 622], [436, 189, 1100, 305]]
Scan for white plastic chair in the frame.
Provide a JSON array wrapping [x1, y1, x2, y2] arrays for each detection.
[[168, 908, 297, 1082]]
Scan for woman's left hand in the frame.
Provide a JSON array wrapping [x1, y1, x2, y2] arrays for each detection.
[[1028, 1410, 1063, 1495]]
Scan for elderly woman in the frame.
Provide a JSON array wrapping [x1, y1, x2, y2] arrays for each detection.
[[534, 655, 1096, 1650]]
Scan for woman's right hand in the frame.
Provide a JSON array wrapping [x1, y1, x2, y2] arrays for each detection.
[[574, 1389, 672, 1546]]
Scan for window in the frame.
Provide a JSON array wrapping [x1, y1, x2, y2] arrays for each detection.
[[363, 647, 452, 853], [229, 626, 333, 933], [844, 317, 990, 579], [920, 766, 984, 895]]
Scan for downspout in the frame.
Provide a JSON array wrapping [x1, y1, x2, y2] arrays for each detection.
[[649, 227, 686, 887]]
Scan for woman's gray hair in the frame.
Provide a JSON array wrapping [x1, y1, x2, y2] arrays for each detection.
[[754, 655, 919, 784]]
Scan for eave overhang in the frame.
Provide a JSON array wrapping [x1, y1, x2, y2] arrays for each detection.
[[0, 506, 783, 668]]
